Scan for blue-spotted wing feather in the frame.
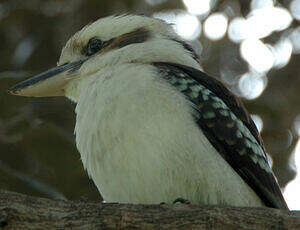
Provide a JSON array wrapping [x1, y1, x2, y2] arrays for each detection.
[[154, 62, 288, 210]]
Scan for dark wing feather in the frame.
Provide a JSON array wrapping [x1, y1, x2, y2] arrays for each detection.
[[153, 62, 288, 210]]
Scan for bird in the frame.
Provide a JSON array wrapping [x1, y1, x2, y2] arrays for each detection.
[[9, 14, 288, 209]]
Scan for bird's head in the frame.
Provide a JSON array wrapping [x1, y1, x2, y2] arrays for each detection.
[[8, 15, 200, 99]]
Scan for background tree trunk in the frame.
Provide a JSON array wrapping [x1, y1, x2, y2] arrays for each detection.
[[0, 190, 299, 230]]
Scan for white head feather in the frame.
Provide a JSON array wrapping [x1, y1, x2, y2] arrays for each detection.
[[59, 15, 201, 101]]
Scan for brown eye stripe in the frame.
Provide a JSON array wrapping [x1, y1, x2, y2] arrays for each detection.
[[109, 28, 151, 49], [81, 28, 151, 56]]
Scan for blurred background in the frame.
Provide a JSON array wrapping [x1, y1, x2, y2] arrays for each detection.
[[0, 0, 299, 209]]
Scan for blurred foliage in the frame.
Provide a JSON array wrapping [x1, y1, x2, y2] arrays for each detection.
[[0, 0, 299, 202]]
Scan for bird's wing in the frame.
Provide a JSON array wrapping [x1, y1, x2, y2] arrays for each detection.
[[153, 62, 288, 210]]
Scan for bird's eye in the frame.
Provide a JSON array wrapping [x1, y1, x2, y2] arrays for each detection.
[[85, 38, 103, 56]]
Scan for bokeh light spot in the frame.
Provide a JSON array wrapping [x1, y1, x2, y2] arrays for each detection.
[[176, 13, 201, 40], [228, 17, 248, 43], [272, 38, 293, 69], [204, 13, 228, 40], [251, 0, 273, 10], [238, 72, 267, 99], [12, 36, 38, 67], [246, 7, 292, 39], [290, 26, 300, 54], [290, 0, 300, 20], [240, 39, 274, 72], [183, 0, 211, 16], [153, 11, 201, 40], [250, 114, 263, 133]]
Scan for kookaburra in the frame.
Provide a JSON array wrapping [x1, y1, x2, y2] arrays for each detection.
[[9, 15, 288, 209]]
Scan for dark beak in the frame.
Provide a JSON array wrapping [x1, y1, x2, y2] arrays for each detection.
[[8, 59, 86, 97]]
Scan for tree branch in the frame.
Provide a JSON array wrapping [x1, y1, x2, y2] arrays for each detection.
[[0, 190, 299, 229]]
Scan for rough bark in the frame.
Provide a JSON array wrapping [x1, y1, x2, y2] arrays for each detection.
[[0, 190, 299, 230]]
